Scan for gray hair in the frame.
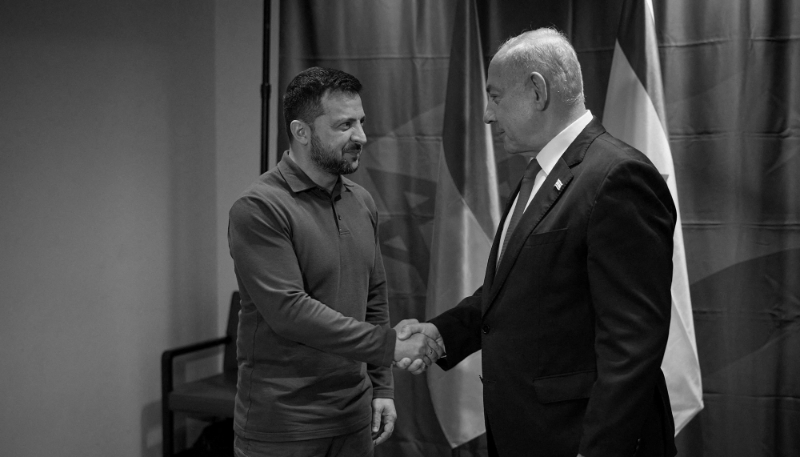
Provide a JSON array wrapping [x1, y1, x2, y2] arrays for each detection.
[[497, 28, 585, 106]]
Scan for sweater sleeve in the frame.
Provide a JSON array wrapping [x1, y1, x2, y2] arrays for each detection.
[[365, 237, 395, 398], [228, 194, 395, 368]]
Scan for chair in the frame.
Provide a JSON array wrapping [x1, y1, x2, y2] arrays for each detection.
[[161, 291, 240, 457]]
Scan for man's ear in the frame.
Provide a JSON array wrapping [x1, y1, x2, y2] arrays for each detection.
[[529, 72, 549, 111], [290, 120, 310, 145]]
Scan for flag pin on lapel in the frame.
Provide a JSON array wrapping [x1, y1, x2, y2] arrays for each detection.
[[555, 179, 563, 191]]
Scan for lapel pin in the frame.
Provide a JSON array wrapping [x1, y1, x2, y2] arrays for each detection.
[[555, 179, 563, 191]]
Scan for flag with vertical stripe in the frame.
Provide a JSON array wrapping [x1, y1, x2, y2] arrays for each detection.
[[603, 0, 704, 434], [425, 0, 500, 448]]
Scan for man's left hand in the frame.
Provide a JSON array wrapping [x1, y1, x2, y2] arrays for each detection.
[[371, 398, 397, 446]]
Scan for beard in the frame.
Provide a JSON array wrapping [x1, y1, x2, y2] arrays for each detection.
[[310, 132, 361, 175]]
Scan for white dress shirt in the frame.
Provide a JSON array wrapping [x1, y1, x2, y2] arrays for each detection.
[[496, 110, 593, 263]]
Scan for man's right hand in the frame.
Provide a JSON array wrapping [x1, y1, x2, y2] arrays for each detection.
[[394, 332, 442, 368], [393, 320, 445, 374]]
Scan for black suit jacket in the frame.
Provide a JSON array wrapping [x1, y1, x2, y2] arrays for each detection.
[[431, 119, 678, 457]]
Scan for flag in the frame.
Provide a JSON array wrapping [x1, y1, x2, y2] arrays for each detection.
[[425, 0, 500, 448], [603, 0, 704, 434]]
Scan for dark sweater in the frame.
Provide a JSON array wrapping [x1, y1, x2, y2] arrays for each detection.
[[228, 152, 395, 442]]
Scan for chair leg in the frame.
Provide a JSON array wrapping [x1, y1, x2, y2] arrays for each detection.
[[162, 408, 173, 457], [162, 351, 175, 457]]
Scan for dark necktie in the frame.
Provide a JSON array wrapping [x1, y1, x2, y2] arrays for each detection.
[[499, 158, 541, 261]]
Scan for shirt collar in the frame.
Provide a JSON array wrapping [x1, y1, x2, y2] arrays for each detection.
[[532, 110, 593, 174], [277, 150, 353, 194], [278, 151, 316, 193]]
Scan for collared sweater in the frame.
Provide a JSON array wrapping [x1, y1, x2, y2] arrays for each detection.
[[228, 152, 395, 442]]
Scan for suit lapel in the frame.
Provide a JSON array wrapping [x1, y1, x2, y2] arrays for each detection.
[[483, 161, 573, 315], [482, 117, 607, 316], [483, 179, 520, 290]]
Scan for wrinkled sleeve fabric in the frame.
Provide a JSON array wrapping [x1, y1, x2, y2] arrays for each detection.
[[579, 156, 676, 456], [359, 189, 394, 398], [228, 194, 396, 368], [429, 286, 484, 369]]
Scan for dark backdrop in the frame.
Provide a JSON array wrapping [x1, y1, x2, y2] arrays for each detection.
[[275, 1, 800, 455]]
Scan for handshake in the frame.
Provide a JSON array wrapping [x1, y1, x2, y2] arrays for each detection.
[[392, 319, 445, 375]]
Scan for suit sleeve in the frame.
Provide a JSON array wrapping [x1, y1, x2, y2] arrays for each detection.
[[579, 158, 676, 456], [429, 287, 484, 369], [228, 195, 396, 368]]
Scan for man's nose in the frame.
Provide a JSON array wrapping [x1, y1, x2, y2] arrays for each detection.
[[483, 105, 495, 124], [352, 122, 367, 144]]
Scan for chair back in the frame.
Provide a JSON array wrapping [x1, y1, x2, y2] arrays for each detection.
[[223, 291, 241, 373]]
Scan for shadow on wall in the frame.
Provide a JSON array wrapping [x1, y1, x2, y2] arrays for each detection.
[[154, 0, 220, 454]]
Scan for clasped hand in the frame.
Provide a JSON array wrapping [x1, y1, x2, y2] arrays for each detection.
[[393, 319, 445, 374]]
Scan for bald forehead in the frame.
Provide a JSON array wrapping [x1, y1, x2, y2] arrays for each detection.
[[487, 52, 526, 87], [496, 29, 567, 69], [498, 29, 553, 54]]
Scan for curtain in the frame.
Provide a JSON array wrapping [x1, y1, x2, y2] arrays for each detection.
[[656, 1, 800, 455], [276, 1, 800, 455], [279, 2, 467, 455]]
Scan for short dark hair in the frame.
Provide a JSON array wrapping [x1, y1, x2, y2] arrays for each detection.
[[283, 67, 362, 141]]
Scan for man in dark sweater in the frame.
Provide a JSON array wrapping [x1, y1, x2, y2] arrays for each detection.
[[228, 67, 441, 457]]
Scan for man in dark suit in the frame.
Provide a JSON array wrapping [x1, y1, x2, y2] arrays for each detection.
[[396, 28, 678, 456]]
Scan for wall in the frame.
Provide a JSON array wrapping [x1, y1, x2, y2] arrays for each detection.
[[0, 1, 261, 455], [214, 0, 263, 337]]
